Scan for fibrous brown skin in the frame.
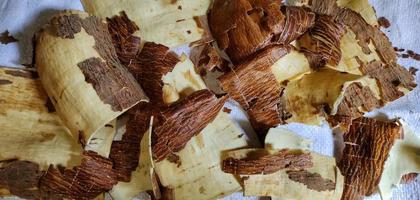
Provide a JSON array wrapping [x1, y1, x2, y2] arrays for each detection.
[[273, 6, 316, 44], [50, 13, 147, 112], [219, 45, 291, 133], [126, 42, 180, 107], [286, 170, 336, 191], [298, 15, 345, 69], [338, 117, 401, 200], [328, 82, 382, 130], [359, 61, 416, 102], [77, 57, 144, 112], [209, 0, 315, 63], [222, 149, 312, 175], [40, 151, 118, 200], [209, 0, 285, 63], [307, 0, 416, 102], [106, 11, 141, 65], [0, 161, 43, 199], [152, 89, 228, 161], [109, 104, 152, 182]]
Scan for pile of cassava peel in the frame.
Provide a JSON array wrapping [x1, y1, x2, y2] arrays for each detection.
[[0, 0, 419, 200]]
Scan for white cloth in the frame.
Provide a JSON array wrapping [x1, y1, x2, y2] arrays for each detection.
[[0, 0, 419, 199]]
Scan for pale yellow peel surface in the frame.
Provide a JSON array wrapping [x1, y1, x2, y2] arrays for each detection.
[[81, 0, 210, 47], [162, 54, 207, 104], [271, 50, 311, 84], [0, 67, 83, 170]]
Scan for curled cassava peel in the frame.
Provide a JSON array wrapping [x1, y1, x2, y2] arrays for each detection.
[[35, 10, 147, 146], [0, 67, 83, 170], [82, 0, 211, 47]]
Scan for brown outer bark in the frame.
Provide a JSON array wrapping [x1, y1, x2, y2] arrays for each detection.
[[219, 45, 291, 133], [106, 11, 141, 66], [298, 15, 345, 69], [286, 170, 336, 191], [222, 149, 313, 175], [338, 117, 401, 200], [209, 0, 286, 63], [152, 90, 228, 161], [273, 6, 316, 44], [359, 61, 416, 102], [50, 13, 147, 112], [209, 0, 315, 64], [40, 151, 118, 200], [0, 161, 44, 199], [127, 42, 180, 107]]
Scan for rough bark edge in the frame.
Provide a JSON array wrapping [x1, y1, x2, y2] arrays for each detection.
[[222, 149, 313, 175]]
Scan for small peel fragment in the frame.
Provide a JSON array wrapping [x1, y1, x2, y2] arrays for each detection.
[[222, 128, 343, 200], [223, 149, 312, 175], [190, 42, 229, 73], [378, 121, 420, 200], [286, 170, 336, 192], [243, 152, 343, 200], [338, 117, 401, 200], [82, 0, 211, 47], [0, 30, 18, 44]]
